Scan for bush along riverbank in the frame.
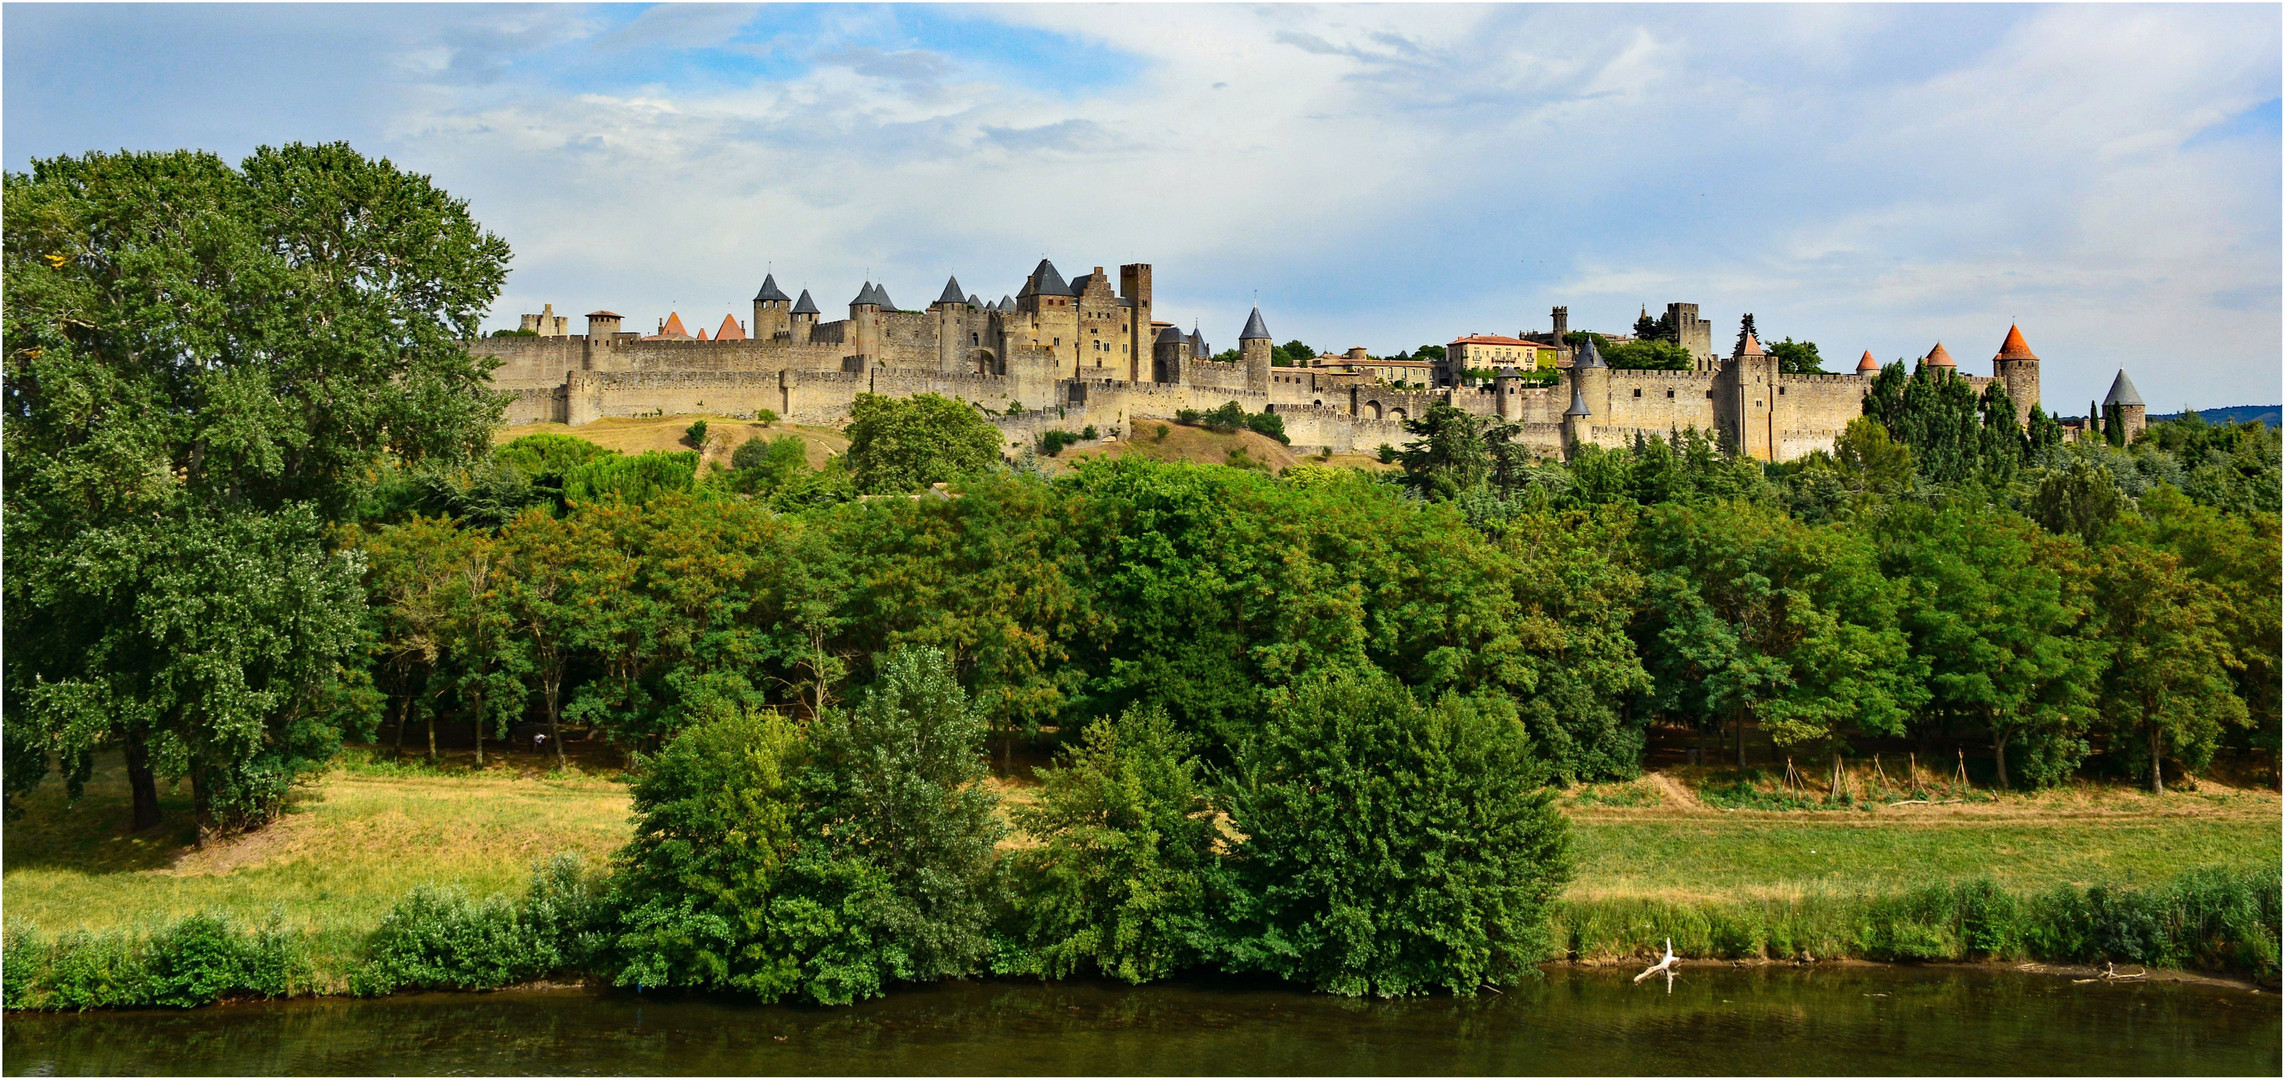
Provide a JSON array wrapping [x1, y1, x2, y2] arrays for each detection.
[[5, 647, 2279, 1012], [7, 865, 2277, 1012]]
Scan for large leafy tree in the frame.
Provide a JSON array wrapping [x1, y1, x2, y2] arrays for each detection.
[[1871, 505, 2105, 787], [842, 392, 1003, 494], [1005, 706, 1221, 983], [1634, 500, 1925, 759], [2093, 542, 2248, 793], [4, 145, 508, 834], [1219, 667, 1571, 997]]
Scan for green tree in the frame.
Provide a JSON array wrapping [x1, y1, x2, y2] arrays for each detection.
[[728, 435, 811, 495], [2093, 542, 2248, 793], [1220, 667, 1572, 997], [1005, 707, 1220, 983], [843, 393, 1004, 494], [1396, 405, 1490, 501], [1634, 501, 1925, 758], [4, 144, 507, 832], [1767, 337, 1823, 374], [1873, 506, 2105, 787], [787, 646, 1005, 1002], [608, 706, 805, 997], [1601, 339, 1694, 370]]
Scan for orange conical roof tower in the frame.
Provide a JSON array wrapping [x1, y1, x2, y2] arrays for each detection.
[[716, 314, 746, 341], [1739, 332, 1764, 357], [1925, 342, 1956, 368], [1993, 324, 2037, 361], [696, 327, 709, 342], [1856, 350, 1879, 374], [660, 312, 691, 338]]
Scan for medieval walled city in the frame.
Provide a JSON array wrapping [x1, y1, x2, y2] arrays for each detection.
[[476, 259, 2147, 461]]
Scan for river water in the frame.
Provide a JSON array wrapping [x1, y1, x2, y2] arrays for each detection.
[[5, 966, 2276, 1075]]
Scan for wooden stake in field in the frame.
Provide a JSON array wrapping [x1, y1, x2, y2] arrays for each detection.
[[1954, 749, 1972, 792], [1830, 754, 1851, 803], [1870, 754, 1893, 799], [1781, 757, 1804, 794]]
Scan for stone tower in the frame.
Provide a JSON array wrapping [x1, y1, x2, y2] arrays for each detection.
[[2104, 369, 2146, 444], [1665, 303, 1714, 368], [932, 275, 970, 372], [753, 274, 793, 341], [849, 282, 886, 365], [789, 289, 819, 344], [1551, 305, 1571, 364], [1120, 264, 1153, 382], [1715, 322, 1779, 461], [1239, 306, 1274, 394], [1992, 324, 2041, 427], [1153, 324, 1190, 384], [585, 310, 623, 339], [1562, 380, 1592, 459], [1568, 332, 1611, 428]]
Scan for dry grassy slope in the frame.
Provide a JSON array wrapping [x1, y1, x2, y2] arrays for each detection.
[[1038, 418, 1398, 476], [498, 416, 848, 472]]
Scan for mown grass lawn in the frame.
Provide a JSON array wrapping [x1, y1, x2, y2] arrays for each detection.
[[6, 750, 2274, 960]]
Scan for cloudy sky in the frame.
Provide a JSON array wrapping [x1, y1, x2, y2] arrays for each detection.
[[7, 3, 2278, 411]]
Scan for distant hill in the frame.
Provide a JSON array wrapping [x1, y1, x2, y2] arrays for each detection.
[[2151, 405, 2280, 428]]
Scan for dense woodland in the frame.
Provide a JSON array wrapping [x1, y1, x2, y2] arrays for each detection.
[[7, 146, 2280, 1004]]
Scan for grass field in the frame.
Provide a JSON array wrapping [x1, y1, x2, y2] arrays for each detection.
[[497, 415, 850, 472], [6, 750, 2275, 970]]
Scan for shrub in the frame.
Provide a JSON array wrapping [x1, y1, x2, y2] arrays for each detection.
[[1153, 424, 1170, 443], [684, 419, 709, 449], [1244, 411, 1288, 445], [1004, 707, 1221, 983], [1376, 443, 1398, 464], [729, 435, 812, 494], [355, 855, 605, 995], [756, 408, 779, 426], [562, 450, 698, 505], [1080, 425, 1099, 441], [1040, 429, 1081, 456], [4, 914, 312, 1011], [1220, 667, 1572, 996]]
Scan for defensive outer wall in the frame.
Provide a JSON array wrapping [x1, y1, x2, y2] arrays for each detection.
[[472, 261, 2046, 462]]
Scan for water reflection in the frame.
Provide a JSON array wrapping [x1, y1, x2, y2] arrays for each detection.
[[5, 966, 2276, 1076]]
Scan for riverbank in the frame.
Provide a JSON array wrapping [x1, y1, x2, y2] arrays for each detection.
[[7, 966, 2277, 1075], [5, 749, 2277, 1005]]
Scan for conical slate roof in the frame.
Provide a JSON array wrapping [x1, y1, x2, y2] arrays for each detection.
[[1240, 306, 1271, 341], [936, 276, 967, 305], [1856, 350, 1879, 374], [754, 274, 791, 303], [852, 282, 876, 307], [1995, 324, 2038, 361], [1155, 325, 1184, 344], [966, 294, 981, 307], [997, 295, 1015, 311], [1925, 342, 1957, 368], [791, 289, 820, 315], [2104, 369, 2144, 408], [1576, 336, 1607, 369], [1565, 383, 1592, 418], [872, 284, 896, 310], [1022, 259, 1072, 298]]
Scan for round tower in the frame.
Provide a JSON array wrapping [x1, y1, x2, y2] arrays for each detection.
[[1991, 324, 2040, 427], [1239, 305, 1273, 394], [2103, 369, 2146, 445], [1568, 333, 1611, 424], [1153, 325, 1190, 384], [789, 289, 820, 345], [753, 274, 793, 341]]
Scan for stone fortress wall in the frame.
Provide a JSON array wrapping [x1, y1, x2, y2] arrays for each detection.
[[476, 258, 2098, 462]]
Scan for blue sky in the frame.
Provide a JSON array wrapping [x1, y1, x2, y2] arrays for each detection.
[[7, 3, 2278, 411]]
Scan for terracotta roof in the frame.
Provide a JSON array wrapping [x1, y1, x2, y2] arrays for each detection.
[[1856, 350, 1879, 373], [660, 312, 691, 338], [695, 328, 709, 342], [1738, 332, 1764, 357], [1925, 341, 1956, 367], [1994, 324, 2038, 361], [715, 314, 745, 341], [1449, 334, 1535, 346]]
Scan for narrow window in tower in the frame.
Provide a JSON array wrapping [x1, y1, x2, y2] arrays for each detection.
[[1634, 388, 1642, 397]]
